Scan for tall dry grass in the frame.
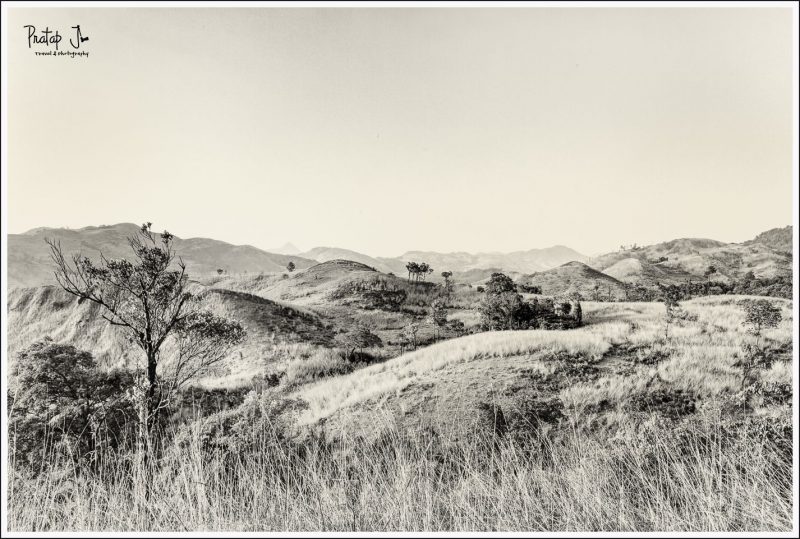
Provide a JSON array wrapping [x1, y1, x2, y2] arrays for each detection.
[[7, 410, 792, 532], [7, 296, 794, 532]]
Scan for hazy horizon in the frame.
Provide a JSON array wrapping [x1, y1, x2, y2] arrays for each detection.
[[9, 219, 790, 259], [7, 7, 794, 257]]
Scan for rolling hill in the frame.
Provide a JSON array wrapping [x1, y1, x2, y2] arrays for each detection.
[[296, 245, 589, 278], [748, 225, 792, 253], [287, 296, 792, 443], [298, 247, 401, 274], [6, 282, 336, 384], [602, 257, 693, 285], [203, 259, 385, 306], [395, 245, 588, 275], [7, 223, 316, 289], [518, 261, 626, 299], [589, 232, 792, 285]]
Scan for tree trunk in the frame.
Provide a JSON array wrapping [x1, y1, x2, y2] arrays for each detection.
[[146, 349, 158, 434]]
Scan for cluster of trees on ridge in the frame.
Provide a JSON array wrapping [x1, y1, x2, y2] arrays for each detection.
[[405, 261, 434, 283]]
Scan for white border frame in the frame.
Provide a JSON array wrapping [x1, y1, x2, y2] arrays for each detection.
[[1, 1, 797, 537]]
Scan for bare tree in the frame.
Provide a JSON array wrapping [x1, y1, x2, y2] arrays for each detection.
[[46, 222, 246, 453]]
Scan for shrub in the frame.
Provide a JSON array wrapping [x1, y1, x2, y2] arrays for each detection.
[[759, 381, 792, 406], [335, 324, 383, 360], [626, 388, 697, 420], [284, 349, 356, 385], [634, 345, 672, 365], [9, 339, 136, 470], [509, 398, 565, 431], [330, 276, 408, 311]]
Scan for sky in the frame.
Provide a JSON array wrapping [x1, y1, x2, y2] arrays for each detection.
[[5, 7, 795, 257]]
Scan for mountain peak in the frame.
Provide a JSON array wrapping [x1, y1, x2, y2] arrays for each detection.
[[269, 242, 301, 255]]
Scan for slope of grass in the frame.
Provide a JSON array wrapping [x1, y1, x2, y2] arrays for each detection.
[[289, 297, 792, 437], [6, 295, 793, 532]]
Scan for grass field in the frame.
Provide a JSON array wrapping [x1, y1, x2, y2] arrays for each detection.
[[6, 295, 794, 532]]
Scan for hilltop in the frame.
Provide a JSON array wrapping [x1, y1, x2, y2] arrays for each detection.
[[267, 242, 302, 255], [298, 247, 402, 274], [518, 261, 626, 299], [748, 225, 792, 253]]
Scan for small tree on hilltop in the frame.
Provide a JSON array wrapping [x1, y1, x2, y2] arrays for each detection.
[[46, 223, 246, 457], [406, 262, 419, 283], [735, 299, 782, 396], [660, 284, 682, 341], [336, 323, 383, 360], [441, 271, 454, 298], [418, 262, 432, 282], [569, 293, 583, 325], [485, 272, 517, 296], [429, 298, 448, 341], [286, 261, 296, 273], [401, 322, 420, 352]]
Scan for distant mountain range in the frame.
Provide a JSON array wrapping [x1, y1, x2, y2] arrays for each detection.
[[7, 223, 316, 289], [295, 245, 588, 279], [6, 223, 792, 290]]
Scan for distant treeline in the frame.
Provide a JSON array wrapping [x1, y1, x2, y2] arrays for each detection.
[[616, 274, 792, 302]]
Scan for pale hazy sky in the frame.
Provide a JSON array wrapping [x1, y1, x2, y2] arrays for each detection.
[[6, 7, 794, 256]]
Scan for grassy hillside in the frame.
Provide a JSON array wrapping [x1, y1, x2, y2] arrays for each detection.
[[287, 296, 792, 442], [590, 237, 791, 283], [7, 286, 135, 370], [519, 261, 626, 299], [748, 225, 792, 254], [602, 257, 693, 285], [7, 259, 476, 389], [5, 224, 794, 532], [7, 284, 337, 386]]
